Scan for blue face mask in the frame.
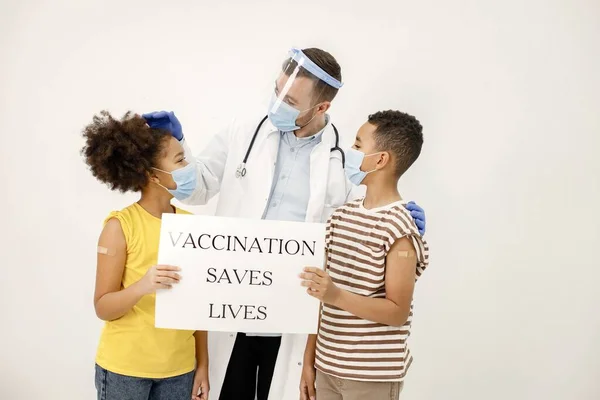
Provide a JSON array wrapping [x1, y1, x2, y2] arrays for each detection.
[[344, 148, 380, 186], [153, 162, 197, 201], [267, 94, 318, 132]]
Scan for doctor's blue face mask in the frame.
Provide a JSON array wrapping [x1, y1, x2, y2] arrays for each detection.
[[152, 162, 197, 200], [267, 93, 321, 132]]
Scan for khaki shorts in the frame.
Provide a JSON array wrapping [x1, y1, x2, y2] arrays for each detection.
[[315, 370, 404, 400]]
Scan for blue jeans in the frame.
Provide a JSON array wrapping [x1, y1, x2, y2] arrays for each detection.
[[95, 364, 194, 400]]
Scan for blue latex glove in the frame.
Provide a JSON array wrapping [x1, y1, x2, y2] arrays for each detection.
[[405, 201, 426, 236], [142, 110, 184, 141]]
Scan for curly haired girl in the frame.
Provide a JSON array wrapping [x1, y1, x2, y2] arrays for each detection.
[[82, 111, 209, 400]]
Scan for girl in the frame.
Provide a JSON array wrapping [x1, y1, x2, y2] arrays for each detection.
[[82, 111, 209, 400]]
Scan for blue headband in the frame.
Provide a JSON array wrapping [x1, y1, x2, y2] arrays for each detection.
[[289, 48, 344, 89]]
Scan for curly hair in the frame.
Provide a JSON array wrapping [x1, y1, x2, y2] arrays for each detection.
[[368, 110, 424, 177], [81, 111, 170, 192]]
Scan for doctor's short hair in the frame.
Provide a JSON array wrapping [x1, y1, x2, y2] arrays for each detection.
[[369, 110, 424, 177], [81, 111, 170, 192], [283, 48, 342, 103]]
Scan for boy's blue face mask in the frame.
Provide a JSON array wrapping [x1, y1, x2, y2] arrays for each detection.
[[344, 148, 381, 186], [153, 162, 197, 200]]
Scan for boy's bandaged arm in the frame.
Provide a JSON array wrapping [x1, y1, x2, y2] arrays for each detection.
[[331, 236, 417, 327]]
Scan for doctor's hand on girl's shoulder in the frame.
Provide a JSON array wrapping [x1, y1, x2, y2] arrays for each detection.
[[300, 267, 341, 305], [135, 265, 182, 295]]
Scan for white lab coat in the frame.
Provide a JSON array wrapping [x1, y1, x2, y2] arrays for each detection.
[[180, 114, 363, 400]]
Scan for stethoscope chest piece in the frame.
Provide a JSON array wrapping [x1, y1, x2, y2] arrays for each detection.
[[236, 163, 247, 179]]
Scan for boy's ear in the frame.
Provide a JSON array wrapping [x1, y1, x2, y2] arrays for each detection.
[[377, 151, 392, 170]]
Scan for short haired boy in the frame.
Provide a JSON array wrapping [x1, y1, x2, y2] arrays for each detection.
[[299, 110, 430, 400]]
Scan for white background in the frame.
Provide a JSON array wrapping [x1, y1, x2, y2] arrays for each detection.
[[155, 214, 323, 334], [1, 0, 599, 399]]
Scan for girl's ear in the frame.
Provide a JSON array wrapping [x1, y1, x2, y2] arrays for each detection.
[[148, 169, 160, 185]]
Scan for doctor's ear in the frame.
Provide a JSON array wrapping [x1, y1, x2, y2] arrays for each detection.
[[316, 101, 331, 114]]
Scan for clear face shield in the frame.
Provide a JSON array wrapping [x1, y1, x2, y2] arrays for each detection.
[[267, 48, 343, 132]]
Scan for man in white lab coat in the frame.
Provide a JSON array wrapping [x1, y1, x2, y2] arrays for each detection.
[[143, 47, 426, 400]]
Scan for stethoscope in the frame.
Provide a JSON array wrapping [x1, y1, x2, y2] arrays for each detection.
[[236, 115, 345, 178]]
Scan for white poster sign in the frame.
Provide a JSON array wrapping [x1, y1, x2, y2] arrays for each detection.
[[155, 214, 325, 334]]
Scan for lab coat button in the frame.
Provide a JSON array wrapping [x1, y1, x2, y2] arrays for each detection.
[[298, 362, 302, 366]]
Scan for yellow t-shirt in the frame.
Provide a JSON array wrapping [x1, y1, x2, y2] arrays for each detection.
[[95, 202, 195, 379]]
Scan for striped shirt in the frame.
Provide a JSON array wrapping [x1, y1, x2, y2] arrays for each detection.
[[315, 198, 429, 382]]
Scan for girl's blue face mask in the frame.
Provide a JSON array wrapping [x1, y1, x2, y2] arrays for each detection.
[[152, 162, 197, 201]]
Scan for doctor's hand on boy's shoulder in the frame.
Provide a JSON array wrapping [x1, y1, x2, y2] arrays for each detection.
[[300, 267, 340, 305]]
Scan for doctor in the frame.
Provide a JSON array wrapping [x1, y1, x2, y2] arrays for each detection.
[[143, 47, 426, 400]]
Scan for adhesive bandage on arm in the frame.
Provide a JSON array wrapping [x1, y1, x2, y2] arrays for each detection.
[[397, 250, 416, 258], [97, 246, 117, 256]]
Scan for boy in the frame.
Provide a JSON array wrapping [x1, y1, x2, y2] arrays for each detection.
[[299, 110, 429, 400]]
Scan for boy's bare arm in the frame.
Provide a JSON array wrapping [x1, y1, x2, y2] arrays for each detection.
[[303, 305, 322, 366], [299, 249, 327, 400], [303, 248, 327, 365], [380, 236, 418, 325]]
